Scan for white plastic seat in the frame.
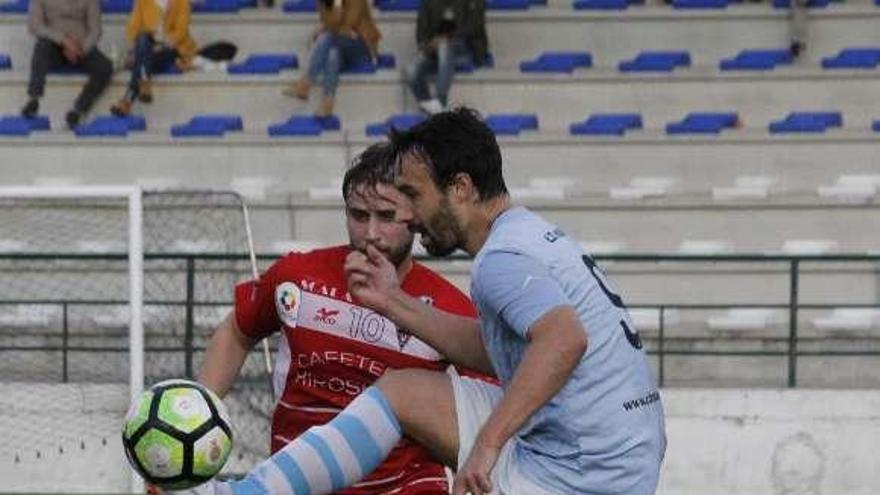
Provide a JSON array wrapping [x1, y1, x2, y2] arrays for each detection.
[[677, 240, 734, 255], [708, 308, 780, 331], [813, 308, 880, 332], [780, 239, 838, 255]]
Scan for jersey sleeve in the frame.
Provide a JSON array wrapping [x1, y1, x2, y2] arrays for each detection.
[[234, 257, 289, 340], [474, 250, 570, 339]]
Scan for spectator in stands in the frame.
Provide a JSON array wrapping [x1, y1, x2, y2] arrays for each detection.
[[21, 0, 113, 129], [282, 0, 381, 117], [404, 0, 488, 114], [790, 0, 807, 58], [110, 0, 197, 117]]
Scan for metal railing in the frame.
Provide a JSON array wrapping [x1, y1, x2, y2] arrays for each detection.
[[1, 252, 879, 387]]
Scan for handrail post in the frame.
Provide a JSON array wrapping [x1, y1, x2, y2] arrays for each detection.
[[62, 302, 68, 383], [658, 305, 665, 388], [184, 257, 196, 380], [788, 260, 800, 388]]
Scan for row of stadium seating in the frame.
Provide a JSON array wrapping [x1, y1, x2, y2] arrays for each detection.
[[0, 0, 848, 13], [10, 49, 880, 73], [1, 110, 875, 137]]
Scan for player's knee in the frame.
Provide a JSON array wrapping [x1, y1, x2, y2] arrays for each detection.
[[374, 368, 440, 425]]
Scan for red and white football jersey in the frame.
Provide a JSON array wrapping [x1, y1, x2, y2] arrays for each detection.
[[235, 245, 477, 495]]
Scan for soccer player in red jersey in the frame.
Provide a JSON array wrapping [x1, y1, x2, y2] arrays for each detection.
[[197, 143, 479, 495]]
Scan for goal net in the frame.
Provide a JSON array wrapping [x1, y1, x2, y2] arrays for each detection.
[[0, 188, 274, 493]]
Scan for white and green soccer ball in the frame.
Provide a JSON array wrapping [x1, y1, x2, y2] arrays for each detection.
[[122, 379, 233, 490]]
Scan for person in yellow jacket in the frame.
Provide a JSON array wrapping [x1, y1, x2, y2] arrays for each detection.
[[283, 0, 381, 117], [111, 0, 197, 116]]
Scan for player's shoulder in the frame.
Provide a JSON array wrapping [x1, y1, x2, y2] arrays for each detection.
[[270, 245, 349, 275]]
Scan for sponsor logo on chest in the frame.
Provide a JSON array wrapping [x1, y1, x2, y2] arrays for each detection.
[[274, 283, 441, 361]]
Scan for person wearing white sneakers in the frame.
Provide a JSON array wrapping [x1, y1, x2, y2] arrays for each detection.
[[404, 0, 488, 115]]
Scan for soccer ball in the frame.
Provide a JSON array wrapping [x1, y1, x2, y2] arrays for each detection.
[[122, 379, 233, 490]]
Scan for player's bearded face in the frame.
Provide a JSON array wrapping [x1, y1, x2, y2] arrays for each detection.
[[395, 154, 464, 257], [417, 194, 462, 257], [345, 184, 415, 267]]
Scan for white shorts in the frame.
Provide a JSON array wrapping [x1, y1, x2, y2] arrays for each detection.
[[447, 367, 559, 495]]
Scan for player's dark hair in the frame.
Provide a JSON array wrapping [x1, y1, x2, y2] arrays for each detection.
[[389, 107, 508, 201], [342, 142, 397, 202]]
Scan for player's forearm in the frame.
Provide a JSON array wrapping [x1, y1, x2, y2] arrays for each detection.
[[475, 306, 587, 448], [198, 312, 257, 398], [384, 288, 495, 375]]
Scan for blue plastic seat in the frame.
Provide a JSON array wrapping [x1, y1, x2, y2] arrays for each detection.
[[192, 0, 240, 12], [619, 51, 691, 72], [573, 0, 630, 10], [227, 54, 299, 74], [375, 0, 420, 11], [283, 0, 315, 11], [769, 112, 842, 134], [0, 0, 28, 13], [520, 52, 592, 74], [455, 53, 495, 73], [0, 54, 10, 70], [487, 0, 531, 9], [171, 115, 243, 137], [101, 0, 133, 13], [343, 53, 396, 74], [268, 115, 340, 137], [821, 48, 880, 69], [720, 49, 792, 71], [0, 115, 50, 136], [365, 113, 426, 137], [673, 0, 728, 8], [485, 113, 539, 136], [666, 112, 739, 134], [773, 0, 828, 8], [569, 113, 642, 136], [74, 115, 146, 137]]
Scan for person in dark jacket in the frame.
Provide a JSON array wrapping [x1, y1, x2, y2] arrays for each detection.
[[404, 0, 487, 114], [21, 0, 113, 129]]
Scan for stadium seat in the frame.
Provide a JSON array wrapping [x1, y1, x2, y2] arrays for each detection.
[[192, 0, 241, 12], [720, 49, 793, 71], [781, 239, 838, 254], [578, 240, 627, 255], [0, 115, 50, 136], [365, 113, 426, 137], [769, 111, 842, 134], [666, 112, 739, 134], [0, 304, 59, 328], [570, 113, 642, 136], [230, 176, 272, 200], [712, 176, 777, 200], [101, 0, 133, 13], [0, 54, 11, 70], [619, 51, 691, 72], [707, 309, 780, 332], [282, 0, 315, 11], [485, 113, 539, 136], [268, 115, 340, 137], [0, 0, 27, 13], [171, 239, 226, 253], [821, 48, 880, 69], [772, 0, 828, 8], [520, 52, 592, 73], [573, 0, 631, 10], [677, 240, 734, 254], [342, 53, 396, 74], [672, 0, 729, 9], [308, 177, 344, 199], [628, 308, 680, 332], [813, 308, 880, 332], [227, 54, 299, 74], [171, 115, 243, 137], [375, 0, 420, 11], [486, 0, 531, 10], [610, 176, 677, 200], [74, 115, 146, 137], [454, 53, 495, 73]]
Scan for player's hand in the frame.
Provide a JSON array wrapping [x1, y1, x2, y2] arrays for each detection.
[[344, 243, 400, 312], [452, 440, 499, 495]]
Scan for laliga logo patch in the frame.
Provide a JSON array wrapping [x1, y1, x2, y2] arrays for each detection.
[[275, 282, 301, 327]]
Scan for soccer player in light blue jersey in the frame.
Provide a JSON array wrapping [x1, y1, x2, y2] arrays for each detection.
[[169, 108, 664, 495]]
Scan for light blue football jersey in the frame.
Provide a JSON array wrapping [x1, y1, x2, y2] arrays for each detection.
[[470, 207, 666, 495]]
